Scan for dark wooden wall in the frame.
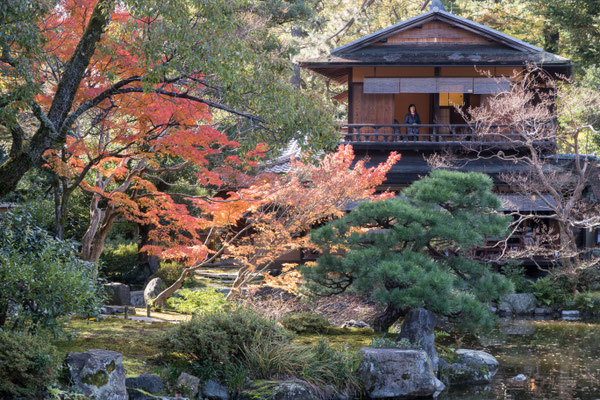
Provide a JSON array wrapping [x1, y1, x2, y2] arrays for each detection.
[[374, 21, 491, 46]]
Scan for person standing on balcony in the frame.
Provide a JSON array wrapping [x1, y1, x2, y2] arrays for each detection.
[[404, 104, 421, 135]]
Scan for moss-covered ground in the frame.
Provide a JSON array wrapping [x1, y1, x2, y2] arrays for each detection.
[[54, 316, 174, 377], [294, 327, 378, 351], [53, 315, 377, 379]]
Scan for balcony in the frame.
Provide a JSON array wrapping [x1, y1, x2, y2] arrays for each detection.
[[342, 123, 554, 151]]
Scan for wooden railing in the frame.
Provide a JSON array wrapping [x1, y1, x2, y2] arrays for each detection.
[[342, 123, 551, 143]]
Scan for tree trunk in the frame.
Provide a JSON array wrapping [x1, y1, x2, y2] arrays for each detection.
[[152, 268, 194, 307], [80, 195, 117, 263], [373, 304, 405, 333], [0, 301, 8, 328], [52, 172, 71, 240], [227, 266, 252, 300], [0, 152, 38, 198], [0, 0, 115, 197]]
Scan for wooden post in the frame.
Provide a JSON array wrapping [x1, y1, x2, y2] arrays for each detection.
[[124, 306, 129, 320], [146, 304, 151, 318]]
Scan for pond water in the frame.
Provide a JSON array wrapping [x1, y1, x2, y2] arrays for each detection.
[[439, 318, 600, 400]]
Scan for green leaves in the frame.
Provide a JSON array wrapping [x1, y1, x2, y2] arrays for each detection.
[[302, 170, 514, 331], [0, 208, 104, 335], [124, 0, 338, 152]]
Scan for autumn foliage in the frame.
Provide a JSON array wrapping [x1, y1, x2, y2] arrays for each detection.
[[148, 146, 399, 304], [224, 145, 401, 295], [32, 0, 269, 262], [3, 0, 399, 306]]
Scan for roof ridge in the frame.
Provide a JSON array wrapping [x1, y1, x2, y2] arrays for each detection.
[[330, 8, 544, 55]]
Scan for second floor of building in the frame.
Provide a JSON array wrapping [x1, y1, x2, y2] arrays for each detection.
[[299, 1, 572, 152]]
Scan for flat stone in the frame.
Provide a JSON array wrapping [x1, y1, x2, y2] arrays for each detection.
[[341, 320, 371, 329], [358, 348, 438, 398], [65, 349, 127, 400], [562, 310, 580, 320]]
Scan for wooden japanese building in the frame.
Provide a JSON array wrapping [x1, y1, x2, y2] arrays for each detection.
[[285, 1, 597, 266], [297, 1, 573, 188], [299, 1, 571, 155]]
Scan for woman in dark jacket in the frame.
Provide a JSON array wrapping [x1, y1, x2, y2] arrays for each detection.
[[404, 104, 421, 135]]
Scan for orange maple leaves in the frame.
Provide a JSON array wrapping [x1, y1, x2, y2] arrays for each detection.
[[37, 1, 402, 275]]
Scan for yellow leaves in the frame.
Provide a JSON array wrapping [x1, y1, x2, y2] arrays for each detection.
[[262, 263, 303, 294]]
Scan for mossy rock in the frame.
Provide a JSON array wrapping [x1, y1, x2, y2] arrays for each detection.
[[439, 349, 498, 387], [65, 349, 127, 399]]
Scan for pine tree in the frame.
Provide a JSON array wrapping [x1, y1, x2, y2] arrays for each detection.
[[301, 170, 514, 332]]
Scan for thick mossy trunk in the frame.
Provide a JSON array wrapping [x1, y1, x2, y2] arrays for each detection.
[[0, 152, 35, 198], [372, 304, 405, 333]]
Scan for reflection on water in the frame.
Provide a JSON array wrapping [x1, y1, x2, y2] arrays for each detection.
[[439, 319, 600, 400]]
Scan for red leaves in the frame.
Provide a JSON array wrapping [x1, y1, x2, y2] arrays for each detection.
[[39, 2, 402, 271], [220, 145, 401, 289]]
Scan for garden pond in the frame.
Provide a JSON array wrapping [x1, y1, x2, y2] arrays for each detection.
[[439, 318, 600, 400]]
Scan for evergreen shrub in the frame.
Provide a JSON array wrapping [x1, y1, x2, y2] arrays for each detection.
[[0, 331, 60, 398], [165, 288, 228, 315], [100, 241, 139, 281], [501, 263, 532, 293], [158, 308, 292, 379], [158, 308, 360, 394], [154, 261, 185, 287], [0, 209, 103, 334], [531, 275, 573, 307]]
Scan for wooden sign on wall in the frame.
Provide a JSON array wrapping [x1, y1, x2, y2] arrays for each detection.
[[364, 77, 511, 94], [363, 78, 401, 93]]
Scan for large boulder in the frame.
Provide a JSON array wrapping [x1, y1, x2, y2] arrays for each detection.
[[126, 373, 165, 400], [144, 277, 165, 306], [238, 380, 316, 400], [130, 290, 145, 307], [439, 349, 499, 386], [358, 348, 443, 399], [65, 349, 127, 400], [104, 282, 131, 306], [177, 372, 200, 399], [397, 308, 439, 373], [202, 379, 229, 400], [498, 293, 537, 315]]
